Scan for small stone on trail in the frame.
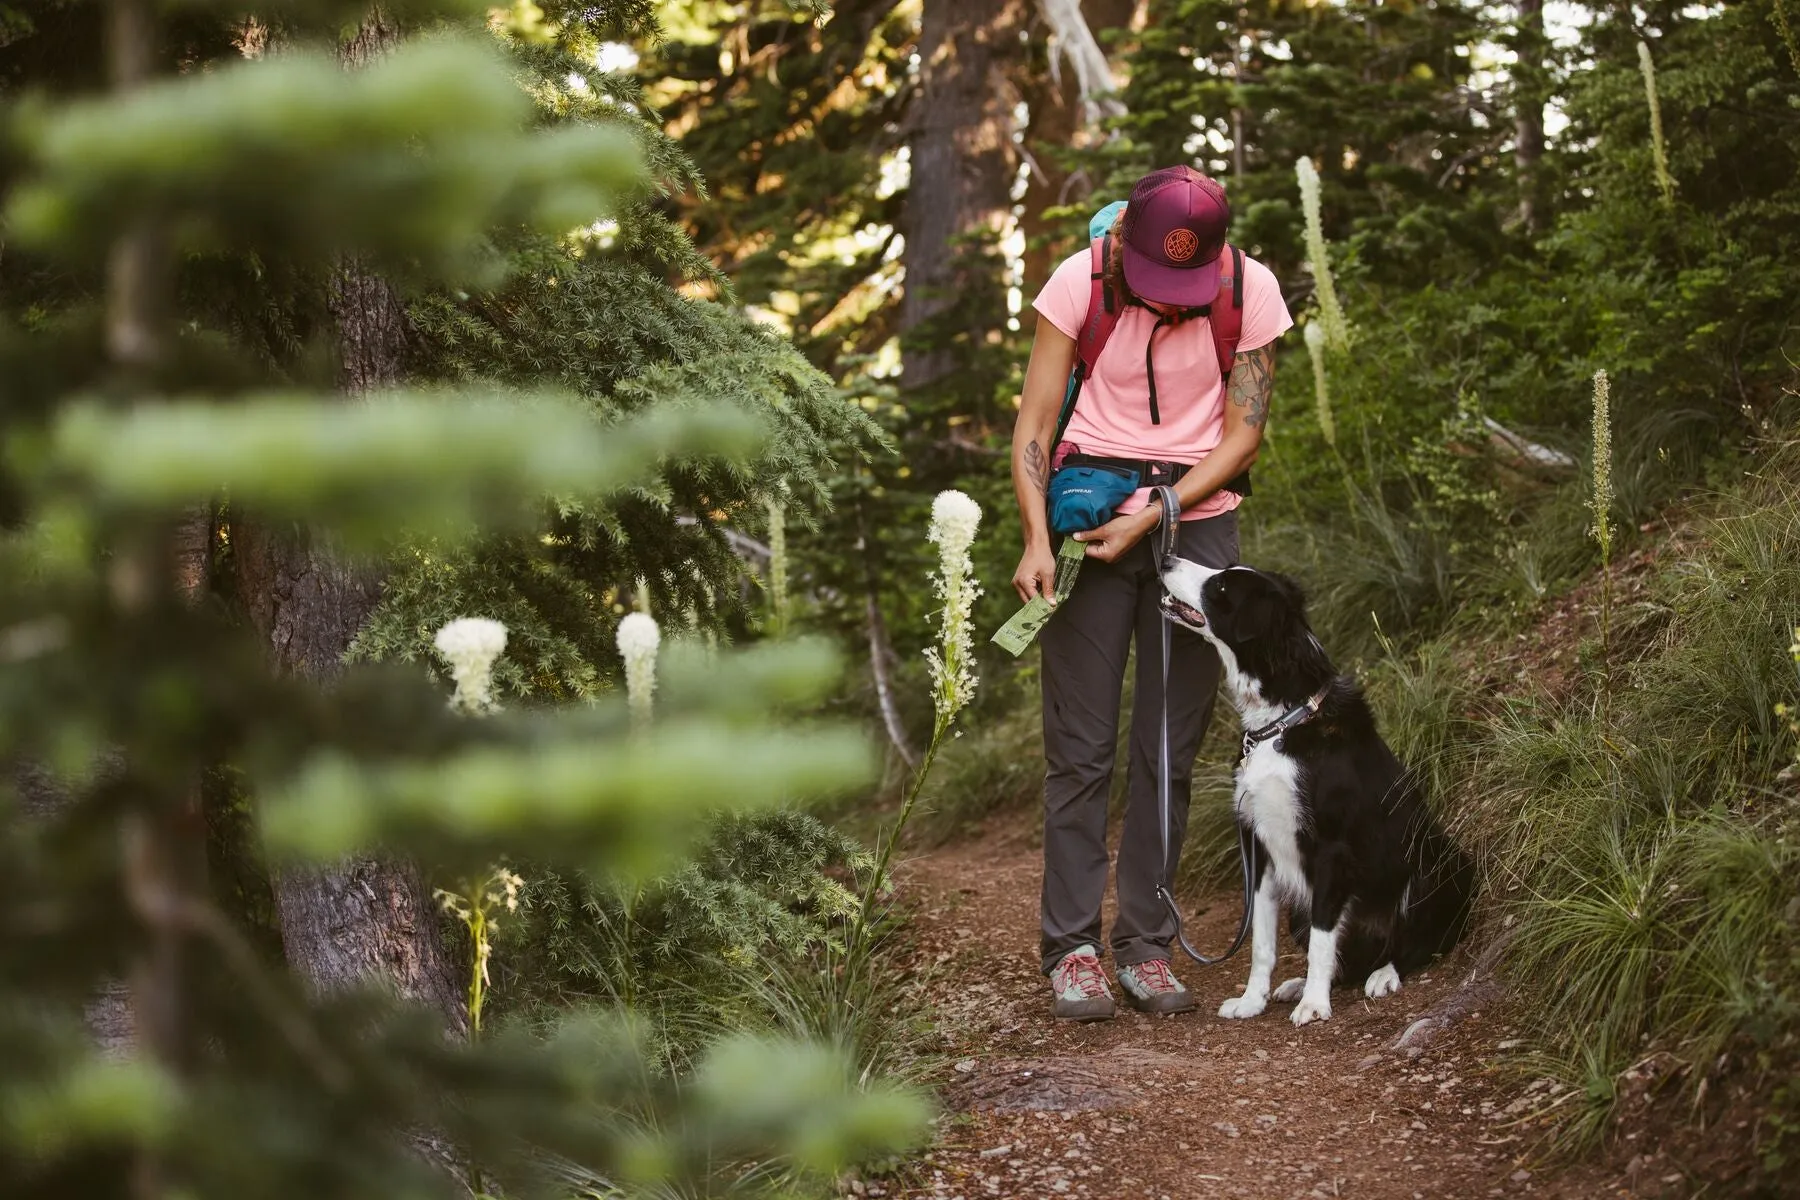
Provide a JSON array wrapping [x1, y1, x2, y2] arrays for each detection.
[[955, 1059, 976, 1073], [1510, 1170, 1532, 1183], [1213, 1121, 1240, 1138], [1357, 1054, 1383, 1070], [978, 1145, 1011, 1159]]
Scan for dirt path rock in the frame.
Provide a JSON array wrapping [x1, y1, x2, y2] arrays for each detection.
[[886, 822, 1578, 1200]]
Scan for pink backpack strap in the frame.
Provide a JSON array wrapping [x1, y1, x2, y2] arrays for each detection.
[[1211, 244, 1255, 498], [1209, 244, 1245, 379], [1054, 234, 1123, 452], [1077, 234, 1122, 377]]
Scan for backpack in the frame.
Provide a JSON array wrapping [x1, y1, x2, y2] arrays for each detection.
[[1053, 201, 1251, 497]]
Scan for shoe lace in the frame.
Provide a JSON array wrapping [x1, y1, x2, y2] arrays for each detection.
[[1056, 952, 1108, 999], [1133, 958, 1178, 993]]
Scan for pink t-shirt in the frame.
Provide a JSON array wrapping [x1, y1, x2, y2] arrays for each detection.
[[1032, 248, 1294, 520]]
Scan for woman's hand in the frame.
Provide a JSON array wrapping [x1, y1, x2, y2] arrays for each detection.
[[1013, 542, 1058, 604], [1073, 508, 1160, 563]]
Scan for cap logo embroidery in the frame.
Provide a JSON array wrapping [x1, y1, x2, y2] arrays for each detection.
[[1164, 228, 1199, 263]]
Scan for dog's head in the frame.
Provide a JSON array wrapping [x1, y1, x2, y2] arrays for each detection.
[[1160, 561, 1310, 648]]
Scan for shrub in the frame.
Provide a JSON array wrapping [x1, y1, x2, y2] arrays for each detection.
[[1382, 430, 1800, 1154], [499, 809, 870, 1068]]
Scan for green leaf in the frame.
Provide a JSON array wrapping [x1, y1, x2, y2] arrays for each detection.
[[44, 390, 763, 547], [0, 1058, 183, 1157], [7, 38, 640, 275], [261, 719, 876, 874]]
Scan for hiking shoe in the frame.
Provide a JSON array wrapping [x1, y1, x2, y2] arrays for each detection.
[[1118, 958, 1196, 1015], [1050, 944, 1116, 1021]]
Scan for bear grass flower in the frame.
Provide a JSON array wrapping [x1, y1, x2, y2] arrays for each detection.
[[617, 610, 661, 728], [1590, 368, 1617, 721], [1589, 370, 1614, 555], [1296, 157, 1351, 352], [435, 866, 525, 1039], [1778, 626, 1800, 772], [434, 616, 508, 715], [924, 489, 982, 727], [1638, 41, 1675, 207], [1304, 320, 1336, 447], [852, 489, 984, 952]]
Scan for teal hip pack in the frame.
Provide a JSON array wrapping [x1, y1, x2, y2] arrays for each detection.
[[1047, 462, 1139, 535], [1047, 452, 1198, 535]]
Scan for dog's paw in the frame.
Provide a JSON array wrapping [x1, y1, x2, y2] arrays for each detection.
[[1218, 992, 1267, 1020], [1270, 978, 1305, 1004], [1364, 964, 1402, 999], [1290, 995, 1332, 1026]]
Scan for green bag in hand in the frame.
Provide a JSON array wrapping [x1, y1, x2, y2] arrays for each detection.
[[992, 539, 1087, 657]]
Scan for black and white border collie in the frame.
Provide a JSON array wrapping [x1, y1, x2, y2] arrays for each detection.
[[1160, 562, 1475, 1026]]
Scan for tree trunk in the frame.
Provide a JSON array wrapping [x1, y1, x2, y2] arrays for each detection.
[[1512, 0, 1546, 234], [229, 9, 467, 1036], [1035, 0, 1126, 128], [16, 762, 140, 1056], [1016, 42, 1081, 303], [230, 385, 467, 1035], [1231, 6, 1247, 183], [855, 499, 918, 772], [1017, 0, 1134, 299], [101, 8, 206, 1196], [900, 0, 1028, 392]]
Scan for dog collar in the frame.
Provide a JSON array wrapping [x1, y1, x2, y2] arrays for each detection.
[[1240, 685, 1331, 761]]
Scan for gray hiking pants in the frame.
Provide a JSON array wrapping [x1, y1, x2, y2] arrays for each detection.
[[1039, 512, 1237, 975]]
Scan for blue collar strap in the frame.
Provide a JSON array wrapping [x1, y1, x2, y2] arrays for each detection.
[[1240, 685, 1331, 761]]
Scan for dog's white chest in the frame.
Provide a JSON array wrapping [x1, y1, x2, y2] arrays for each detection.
[[1236, 740, 1309, 901]]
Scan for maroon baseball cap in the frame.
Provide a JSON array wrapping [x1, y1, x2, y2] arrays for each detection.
[[1119, 166, 1231, 306]]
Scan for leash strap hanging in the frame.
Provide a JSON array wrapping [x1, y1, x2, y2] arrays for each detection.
[[1149, 484, 1257, 967]]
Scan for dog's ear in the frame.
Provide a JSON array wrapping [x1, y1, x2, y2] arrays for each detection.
[[1263, 572, 1310, 621], [1234, 571, 1306, 642]]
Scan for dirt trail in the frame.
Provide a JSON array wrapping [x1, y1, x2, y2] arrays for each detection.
[[884, 821, 1638, 1200]]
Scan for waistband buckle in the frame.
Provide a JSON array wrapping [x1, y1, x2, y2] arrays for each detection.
[[1144, 460, 1180, 487]]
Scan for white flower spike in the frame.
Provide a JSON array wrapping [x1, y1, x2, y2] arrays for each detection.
[[925, 490, 982, 726], [1590, 369, 1614, 554], [434, 617, 508, 715], [1304, 320, 1335, 448], [617, 611, 661, 727], [1295, 157, 1351, 352]]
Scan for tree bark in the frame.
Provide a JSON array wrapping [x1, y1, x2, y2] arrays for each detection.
[[101, 8, 206, 1197], [231, 376, 466, 1036], [16, 762, 140, 1057], [1017, 0, 1134, 299], [900, 0, 1028, 392], [1512, 0, 1546, 234], [855, 499, 918, 772], [1231, 6, 1248, 183], [229, 9, 467, 1036], [1035, 0, 1126, 128]]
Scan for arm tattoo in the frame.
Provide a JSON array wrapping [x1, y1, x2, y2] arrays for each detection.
[[1226, 345, 1274, 429], [1024, 439, 1049, 494]]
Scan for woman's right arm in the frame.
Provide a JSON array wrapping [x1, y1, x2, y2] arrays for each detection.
[[1011, 318, 1077, 603]]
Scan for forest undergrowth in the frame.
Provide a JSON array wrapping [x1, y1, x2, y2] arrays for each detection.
[[910, 420, 1800, 1184]]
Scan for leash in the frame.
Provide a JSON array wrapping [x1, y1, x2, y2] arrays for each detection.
[[1149, 484, 1257, 967]]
